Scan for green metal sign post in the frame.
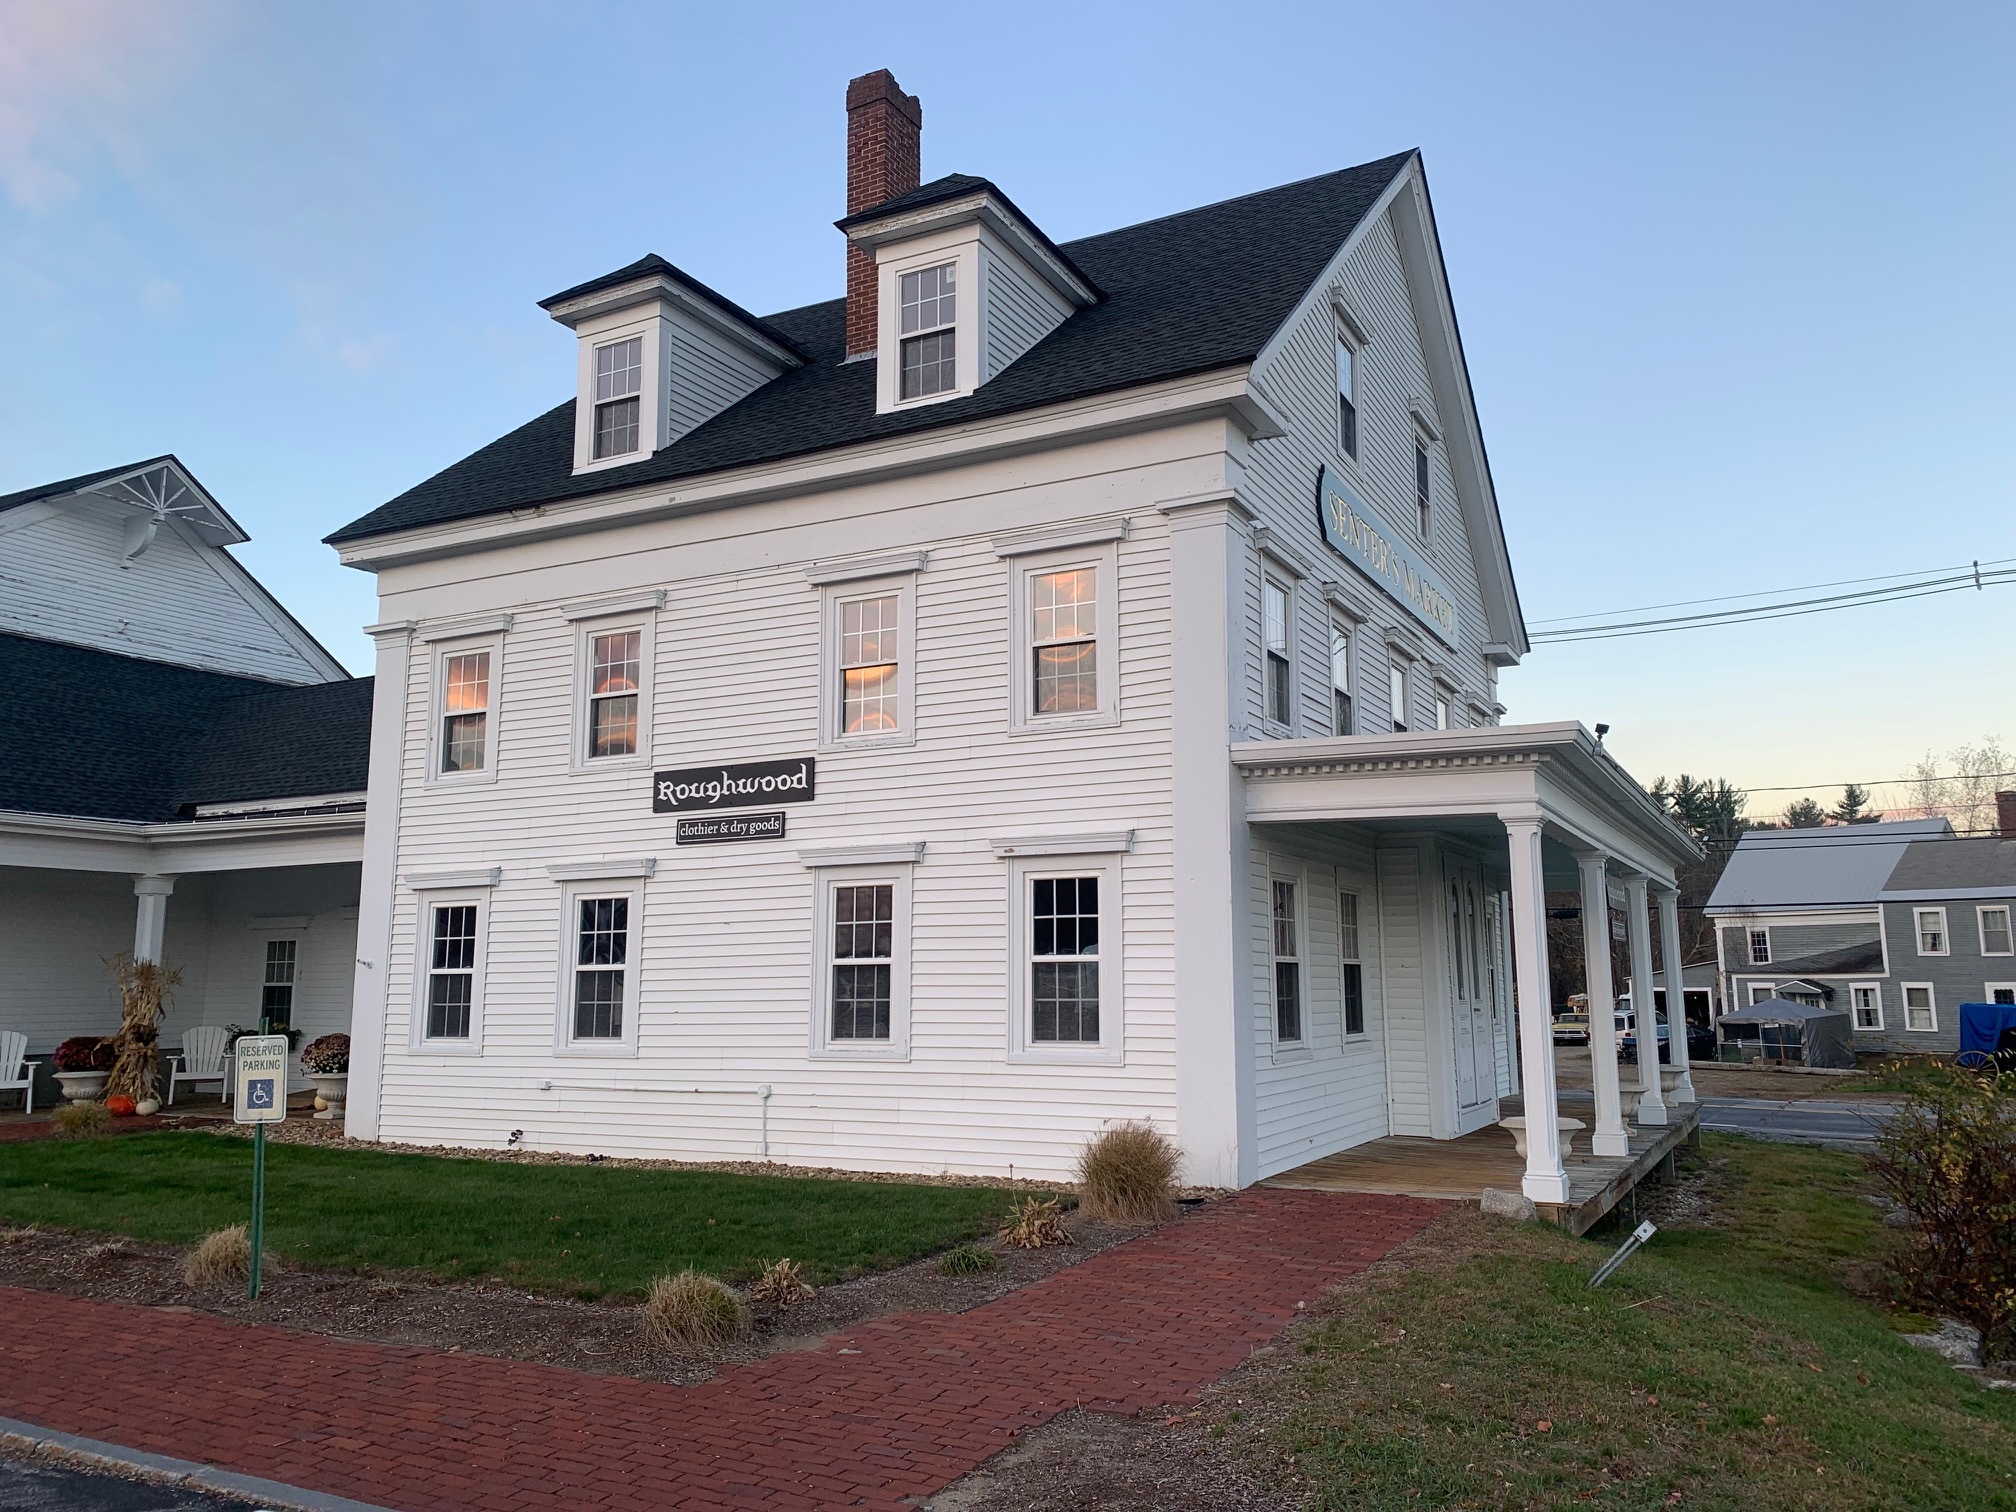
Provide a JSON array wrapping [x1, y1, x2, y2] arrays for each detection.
[[232, 1023, 289, 1302]]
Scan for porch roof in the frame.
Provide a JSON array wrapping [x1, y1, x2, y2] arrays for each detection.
[[1230, 721, 1701, 883]]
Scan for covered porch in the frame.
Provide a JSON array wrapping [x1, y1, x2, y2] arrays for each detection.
[[1234, 722, 1705, 1225]]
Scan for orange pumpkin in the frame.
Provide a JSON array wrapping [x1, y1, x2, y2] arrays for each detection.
[[105, 1095, 137, 1117]]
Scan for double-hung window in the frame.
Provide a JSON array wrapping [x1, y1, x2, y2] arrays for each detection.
[[1850, 982, 1883, 1032], [439, 648, 493, 775], [1435, 693, 1452, 730], [562, 891, 637, 1049], [1335, 337, 1358, 460], [1904, 983, 1937, 1032], [899, 263, 957, 400], [1916, 908, 1949, 956], [825, 881, 897, 1042], [1415, 439, 1433, 540], [424, 905, 478, 1040], [1980, 906, 2013, 956], [1263, 581, 1293, 728], [840, 594, 901, 736], [1748, 928, 1771, 965], [1031, 567, 1098, 716], [592, 336, 643, 459], [586, 628, 642, 759], [1272, 878, 1302, 1044], [1340, 890, 1366, 1036], [260, 940, 297, 1030], [1032, 876, 1101, 1044], [1388, 662, 1409, 733], [1329, 619, 1353, 735]]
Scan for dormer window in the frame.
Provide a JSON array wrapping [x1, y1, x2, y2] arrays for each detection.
[[899, 264, 958, 399], [592, 338, 643, 459]]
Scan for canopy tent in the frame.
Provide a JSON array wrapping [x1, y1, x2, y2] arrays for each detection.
[[1717, 998, 1856, 1069], [1959, 1002, 2016, 1063]]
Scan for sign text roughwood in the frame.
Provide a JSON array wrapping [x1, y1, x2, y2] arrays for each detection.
[[653, 758, 816, 813]]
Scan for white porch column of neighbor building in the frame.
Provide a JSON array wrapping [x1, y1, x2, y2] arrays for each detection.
[[1576, 851, 1633, 1157], [1503, 814, 1570, 1203], [1622, 873, 1668, 1126], [131, 874, 176, 963], [1655, 883, 1697, 1104]]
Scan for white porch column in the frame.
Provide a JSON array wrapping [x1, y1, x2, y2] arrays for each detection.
[[1503, 813, 1569, 1203], [131, 874, 176, 964], [1577, 852, 1632, 1157], [1622, 873, 1668, 1126], [1656, 883, 1698, 1103]]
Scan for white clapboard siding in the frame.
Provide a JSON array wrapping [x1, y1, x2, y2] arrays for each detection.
[[373, 487, 1180, 1180], [0, 500, 335, 683], [980, 243, 1071, 382], [1376, 845, 1435, 1137], [0, 867, 140, 1051], [662, 307, 784, 448]]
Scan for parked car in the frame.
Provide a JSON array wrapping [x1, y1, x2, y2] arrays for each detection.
[[1552, 1012, 1591, 1044], [1620, 1023, 1718, 1064]]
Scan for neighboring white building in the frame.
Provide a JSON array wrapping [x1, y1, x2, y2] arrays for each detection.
[[0, 457, 369, 1099], [328, 72, 1699, 1199]]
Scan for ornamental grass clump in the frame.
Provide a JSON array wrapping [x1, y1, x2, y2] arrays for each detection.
[[1870, 1065, 2016, 1357], [999, 1196, 1074, 1249], [937, 1242, 1000, 1276], [747, 1257, 815, 1308], [50, 1101, 114, 1139], [182, 1224, 272, 1289], [103, 953, 180, 1105], [640, 1269, 749, 1353], [1076, 1120, 1181, 1225]]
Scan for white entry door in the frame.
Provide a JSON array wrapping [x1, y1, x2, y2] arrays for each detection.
[[1448, 861, 1500, 1131]]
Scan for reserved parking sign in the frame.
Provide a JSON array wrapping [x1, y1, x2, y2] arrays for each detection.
[[233, 1035, 290, 1125]]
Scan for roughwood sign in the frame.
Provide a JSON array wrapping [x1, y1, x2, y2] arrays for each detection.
[[676, 812, 787, 844], [653, 758, 816, 814], [1314, 464, 1460, 648]]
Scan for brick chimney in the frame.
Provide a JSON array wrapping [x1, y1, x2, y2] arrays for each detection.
[[1998, 789, 2016, 838], [844, 69, 922, 359]]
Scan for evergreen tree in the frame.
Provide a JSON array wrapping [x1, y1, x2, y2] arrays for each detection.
[[1782, 797, 1828, 829], [1831, 783, 1878, 824]]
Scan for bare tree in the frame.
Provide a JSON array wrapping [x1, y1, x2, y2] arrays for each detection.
[[1902, 737, 2013, 833]]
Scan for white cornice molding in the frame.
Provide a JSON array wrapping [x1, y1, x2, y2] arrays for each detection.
[[404, 867, 502, 890], [992, 517, 1129, 559], [561, 589, 665, 622], [1321, 581, 1371, 623], [545, 858, 658, 881], [364, 619, 418, 640], [797, 841, 926, 868], [845, 191, 1098, 308], [417, 611, 514, 643], [988, 831, 1135, 858], [543, 276, 803, 371], [803, 551, 929, 586], [1250, 524, 1316, 582]]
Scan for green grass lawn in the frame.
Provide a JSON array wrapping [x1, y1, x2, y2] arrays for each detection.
[[1260, 1134, 2016, 1511], [0, 1130, 1023, 1296], [1848, 1055, 1974, 1095]]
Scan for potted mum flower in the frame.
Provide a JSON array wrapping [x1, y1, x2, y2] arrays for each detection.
[[300, 1033, 350, 1122], [51, 1035, 116, 1102]]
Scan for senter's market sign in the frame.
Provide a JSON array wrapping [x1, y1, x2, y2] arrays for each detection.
[[653, 758, 816, 813], [1315, 465, 1460, 648]]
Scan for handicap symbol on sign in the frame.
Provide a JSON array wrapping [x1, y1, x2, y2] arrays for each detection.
[[246, 1078, 276, 1110]]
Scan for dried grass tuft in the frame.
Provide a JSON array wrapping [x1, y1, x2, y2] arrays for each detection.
[[747, 1257, 815, 1308], [182, 1224, 271, 1289], [937, 1242, 1001, 1276], [999, 1196, 1075, 1250], [1076, 1120, 1181, 1225], [639, 1269, 749, 1352], [51, 1101, 114, 1139], [0, 1224, 42, 1244]]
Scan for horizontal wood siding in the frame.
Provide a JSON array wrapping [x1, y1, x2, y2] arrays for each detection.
[[980, 245, 1068, 382], [1377, 845, 1433, 1137], [662, 315, 778, 447]]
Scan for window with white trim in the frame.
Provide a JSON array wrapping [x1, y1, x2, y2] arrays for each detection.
[[1748, 981, 1775, 1004], [437, 646, 494, 776], [1263, 580, 1293, 728], [1007, 852, 1122, 1061], [1980, 905, 2013, 956], [1329, 618, 1353, 736], [1748, 928, 1771, 965], [423, 904, 478, 1040], [1916, 908, 1949, 956], [1340, 890, 1365, 1036], [1435, 692, 1452, 730], [585, 627, 642, 760], [1990, 984, 2016, 1006], [840, 594, 901, 737], [1031, 566, 1098, 717], [1414, 439, 1433, 540], [899, 263, 957, 400], [260, 939, 297, 1030], [1272, 878, 1302, 1044], [1388, 661, 1408, 733], [558, 886, 639, 1051], [592, 336, 643, 459], [1903, 982, 1937, 1032], [1850, 981, 1882, 1032], [829, 881, 894, 1040], [1335, 336, 1358, 460]]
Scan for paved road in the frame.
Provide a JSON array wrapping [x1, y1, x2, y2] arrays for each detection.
[[0, 1457, 267, 1512], [1698, 1096, 1902, 1149]]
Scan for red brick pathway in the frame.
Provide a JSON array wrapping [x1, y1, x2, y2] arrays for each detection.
[[0, 1189, 1435, 1510]]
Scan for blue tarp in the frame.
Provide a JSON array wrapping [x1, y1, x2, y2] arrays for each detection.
[[1958, 1002, 2016, 1058]]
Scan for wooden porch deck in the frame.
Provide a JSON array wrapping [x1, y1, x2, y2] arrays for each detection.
[[1262, 1094, 1700, 1236]]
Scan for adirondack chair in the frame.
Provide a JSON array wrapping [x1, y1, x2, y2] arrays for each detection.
[[0, 1031, 30, 1114], [167, 1025, 231, 1105]]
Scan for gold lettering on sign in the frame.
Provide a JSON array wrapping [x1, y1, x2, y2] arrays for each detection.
[[1323, 487, 1457, 638]]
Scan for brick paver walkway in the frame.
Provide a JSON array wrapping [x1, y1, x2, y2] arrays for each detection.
[[0, 1189, 1435, 1510]]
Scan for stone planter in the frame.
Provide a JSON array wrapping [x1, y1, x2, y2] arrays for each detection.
[[307, 1073, 348, 1122], [1499, 1115, 1585, 1159], [54, 1070, 108, 1103]]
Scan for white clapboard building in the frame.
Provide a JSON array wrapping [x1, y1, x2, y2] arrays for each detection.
[[328, 72, 1700, 1200]]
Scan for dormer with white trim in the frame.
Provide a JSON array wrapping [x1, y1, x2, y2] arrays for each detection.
[[839, 176, 1100, 415], [539, 256, 806, 477]]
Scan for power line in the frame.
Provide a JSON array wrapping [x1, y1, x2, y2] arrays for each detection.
[[1531, 555, 2016, 627], [1740, 769, 2016, 794]]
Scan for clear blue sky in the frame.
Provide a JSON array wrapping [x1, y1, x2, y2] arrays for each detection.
[[4, 0, 2010, 818]]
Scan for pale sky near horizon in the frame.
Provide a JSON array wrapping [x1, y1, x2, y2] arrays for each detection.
[[3, 0, 2010, 820]]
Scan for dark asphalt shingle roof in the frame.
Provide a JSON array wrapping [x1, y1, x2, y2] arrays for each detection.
[[328, 152, 1415, 545], [1883, 836, 2016, 894], [536, 254, 809, 359], [0, 632, 371, 823]]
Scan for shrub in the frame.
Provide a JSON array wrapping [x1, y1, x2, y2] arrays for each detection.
[[51, 1102, 113, 1139], [1076, 1120, 1181, 1224], [182, 1224, 272, 1289], [938, 1243, 1001, 1276], [301, 1034, 351, 1075], [747, 1257, 815, 1308], [639, 1269, 749, 1352], [52, 1036, 115, 1073], [999, 1196, 1074, 1249], [1869, 1066, 2016, 1356]]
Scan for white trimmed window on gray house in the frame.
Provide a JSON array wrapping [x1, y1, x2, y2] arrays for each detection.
[[1748, 928, 1771, 964], [1264, 579, 1293, 729], [1329, 617, 1353, 735], [1388, 661, 1408, 733], [1850, 981, 1882, 1031], [1335, 335, 1358, 460], [899, 263, 957, 400], [1979, 905, 2013, 957], [1904, 982, 1937, 1032], [592, 336, 643, 459], [1340, 889, 1365, 1036], [1916, 908, 1949, 956], [1272, 876, 1303, 1045]]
